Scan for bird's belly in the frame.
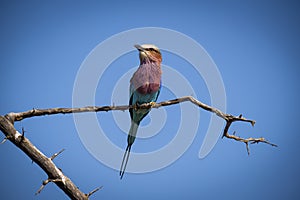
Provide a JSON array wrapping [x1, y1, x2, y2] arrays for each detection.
[[137, 83, 159, 94]]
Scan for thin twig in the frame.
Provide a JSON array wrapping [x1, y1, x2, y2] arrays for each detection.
[[86, 186, 103, 197], [224, 130, 277, 155], [35, 178, 62, 195], [1, 137, 8, 144], [21, 127, 25, 141], [50, 149, 65, 160], [21, 127, 25, 137]]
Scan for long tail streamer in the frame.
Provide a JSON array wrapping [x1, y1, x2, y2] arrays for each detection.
[[120, 145, 132, 179]]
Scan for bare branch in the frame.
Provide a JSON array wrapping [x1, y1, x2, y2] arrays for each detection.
[[6, 105, 131, 122], [6, 96, 252, 124], [220, 112, 277, 154], [0, 116, 90, 200], [5, 96, 276, 154], [6, 96, 227, 121], [223, 129, 278, 155], [0, 95, 277, 199]]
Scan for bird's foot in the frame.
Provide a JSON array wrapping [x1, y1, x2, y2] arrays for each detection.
[[133, 103, 138, 111], [134, 102, 156, 110], [149, 102, 156, 107]]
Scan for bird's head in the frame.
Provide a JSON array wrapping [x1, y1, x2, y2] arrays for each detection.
[[134, 44, 162, 64]]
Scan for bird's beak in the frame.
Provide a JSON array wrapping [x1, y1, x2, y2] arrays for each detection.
[[134, 44, 145, 52]]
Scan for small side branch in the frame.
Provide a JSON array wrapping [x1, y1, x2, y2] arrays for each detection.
[[224, 130, 278, 155], [50, 149, 65, 160], [1, 137, 8, 144], [35, 178, 62, 195], [221, 114, 277, 154], [86, 186, 103, 198]]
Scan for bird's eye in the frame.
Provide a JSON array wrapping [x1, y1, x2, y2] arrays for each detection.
[[145, 47, 160, 54], [149, 48, 159, 53]]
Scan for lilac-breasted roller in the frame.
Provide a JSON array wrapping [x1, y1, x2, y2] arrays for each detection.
[[120, 44, 162, 179]]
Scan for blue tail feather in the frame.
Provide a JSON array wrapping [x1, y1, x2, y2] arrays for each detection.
[[120, 122, 139, 179]]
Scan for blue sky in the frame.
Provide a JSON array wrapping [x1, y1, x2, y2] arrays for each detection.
[[1, 1, 299, 199]]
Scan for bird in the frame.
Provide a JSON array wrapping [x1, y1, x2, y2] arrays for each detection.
[[120, 44, 162, 179]]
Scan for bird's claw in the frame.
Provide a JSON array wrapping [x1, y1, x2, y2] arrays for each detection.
[[149, 102, 156, 107], [134, 102, 156, 111]]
